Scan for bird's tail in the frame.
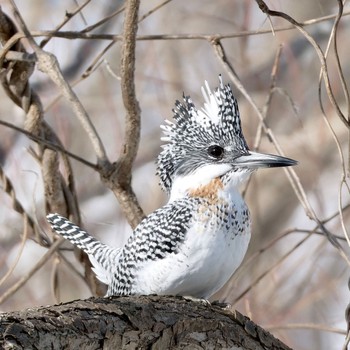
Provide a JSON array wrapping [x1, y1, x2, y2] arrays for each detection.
[[47, 213, 120, 285]]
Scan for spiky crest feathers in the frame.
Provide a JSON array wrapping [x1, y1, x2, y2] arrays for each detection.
[[157, 76, 248, 193]]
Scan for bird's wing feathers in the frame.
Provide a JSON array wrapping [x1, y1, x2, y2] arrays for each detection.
[[119, 198, 196, 268]]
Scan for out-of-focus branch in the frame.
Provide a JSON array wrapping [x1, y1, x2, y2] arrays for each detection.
[[8, 0, 108, 164], [0, 238, 64, 305], [0, 6, 73, 218], [80, 4, 125, 34], [3, 1, 145, 230], [327, 0, 350, 180], [0, 120, 97, 169], [35, 50, 108, 163], [0, 166, 47, 245], [242, 45, 283, 198], [0, 217, 29, 288], [314, 0, 350, 248], [254, 0, 350, 130], [254, 0, 350, 270], [232, 233, 312, 305], [13, 9, 350, 42], [0, 4, 94, 293], [39, 0, 92, 48]]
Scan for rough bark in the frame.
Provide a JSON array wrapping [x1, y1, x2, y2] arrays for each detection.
[[0, 295, 291, 350]]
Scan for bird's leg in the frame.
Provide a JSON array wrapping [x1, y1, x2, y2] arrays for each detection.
[[181, 295, 211, 305], [211, 300, 232, 309]]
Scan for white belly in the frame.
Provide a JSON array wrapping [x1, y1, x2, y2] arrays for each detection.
[[133, 192, 251, 299]]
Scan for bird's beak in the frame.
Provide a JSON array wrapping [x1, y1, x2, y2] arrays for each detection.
[[233, 151, 297, 169]]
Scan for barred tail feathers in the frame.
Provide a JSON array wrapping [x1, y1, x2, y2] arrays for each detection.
[[46, 213, 120, 285]]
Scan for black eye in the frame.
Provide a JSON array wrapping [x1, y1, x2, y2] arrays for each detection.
[[207, 145, 224, 159]]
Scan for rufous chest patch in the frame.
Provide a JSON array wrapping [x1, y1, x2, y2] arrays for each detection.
[[188, 177, 224, 203]]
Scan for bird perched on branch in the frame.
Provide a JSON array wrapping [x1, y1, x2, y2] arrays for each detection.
[[47, 76, 296, 299]]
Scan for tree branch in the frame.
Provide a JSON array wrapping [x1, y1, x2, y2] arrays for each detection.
[[100, 0, 145, 229], [0, 295, 292, 350], [119, 0, 141, 187]]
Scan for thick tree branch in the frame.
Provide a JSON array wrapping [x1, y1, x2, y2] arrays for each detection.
[[0, 295, 292, 350]]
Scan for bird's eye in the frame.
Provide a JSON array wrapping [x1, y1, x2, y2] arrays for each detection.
[[207, 145, 224, 159]]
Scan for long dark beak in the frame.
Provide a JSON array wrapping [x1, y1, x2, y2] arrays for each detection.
[[233, 151, 297, 169]]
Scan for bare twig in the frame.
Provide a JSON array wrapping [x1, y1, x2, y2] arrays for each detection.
[[242, 45, 283, 197], [36, 52, 108, 163], [0, 238, 64, 305], [226, 199, 350, 305], [312, 1, 350, 251], [119, 0, 141, 185], [255, 0, 350, 129], [40, 0, 93, 48], [0, 215, 29, 287], [254, 0, 350, 269], [80, 4, 125, 34], [232, 233, 312, 305], [12, 9, 348, 42], [138, 0, 173, 22], [0, 120, 97, 169], [100, 0, 145, 229], [8, 0, 108, 164], [0, 165, 47, 245]]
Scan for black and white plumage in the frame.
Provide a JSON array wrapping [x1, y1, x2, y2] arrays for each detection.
[[157, 78, 248, 194], [47, 76, 296, 298]]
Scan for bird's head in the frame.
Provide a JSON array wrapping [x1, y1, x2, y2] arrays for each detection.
[[157, 76, 297, 200]]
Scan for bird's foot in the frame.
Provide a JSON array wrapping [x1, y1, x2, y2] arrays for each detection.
[[181, 295, 211, 305], [211, 300, 232, 309]]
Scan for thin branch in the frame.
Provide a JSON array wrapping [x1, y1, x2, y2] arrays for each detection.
[[312, 1, 350, 252], [36, 51, 108, 164], [0, 165, 47, 245], [255, 0, 350, 129], [242, 45, 283, 197], [230, 204, 350, 303], [40, 0, 93, 48], [138, 0, 173, 22], [330, 0, 350, 172], [14, 10, 349, 42], [253, 0, 350, 268], [339, 179, 350, 247], [232, 233, 312, 305], [0, 238, 64, 305], [80, 4, 125, 34], [0, 216, 29, 287], [8, 0, 108, 164], [119, 0, 141, 185], [102, 0, 145, 228], [0, 120, 97, 169]]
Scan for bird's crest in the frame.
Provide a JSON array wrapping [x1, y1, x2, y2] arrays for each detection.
[[157, 76, 248, 193]]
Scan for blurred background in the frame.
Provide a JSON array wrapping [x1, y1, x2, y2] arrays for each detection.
[[0, 1, 349, 349]]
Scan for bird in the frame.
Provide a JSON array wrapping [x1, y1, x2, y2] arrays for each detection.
[[47, 76, 297, 299]]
